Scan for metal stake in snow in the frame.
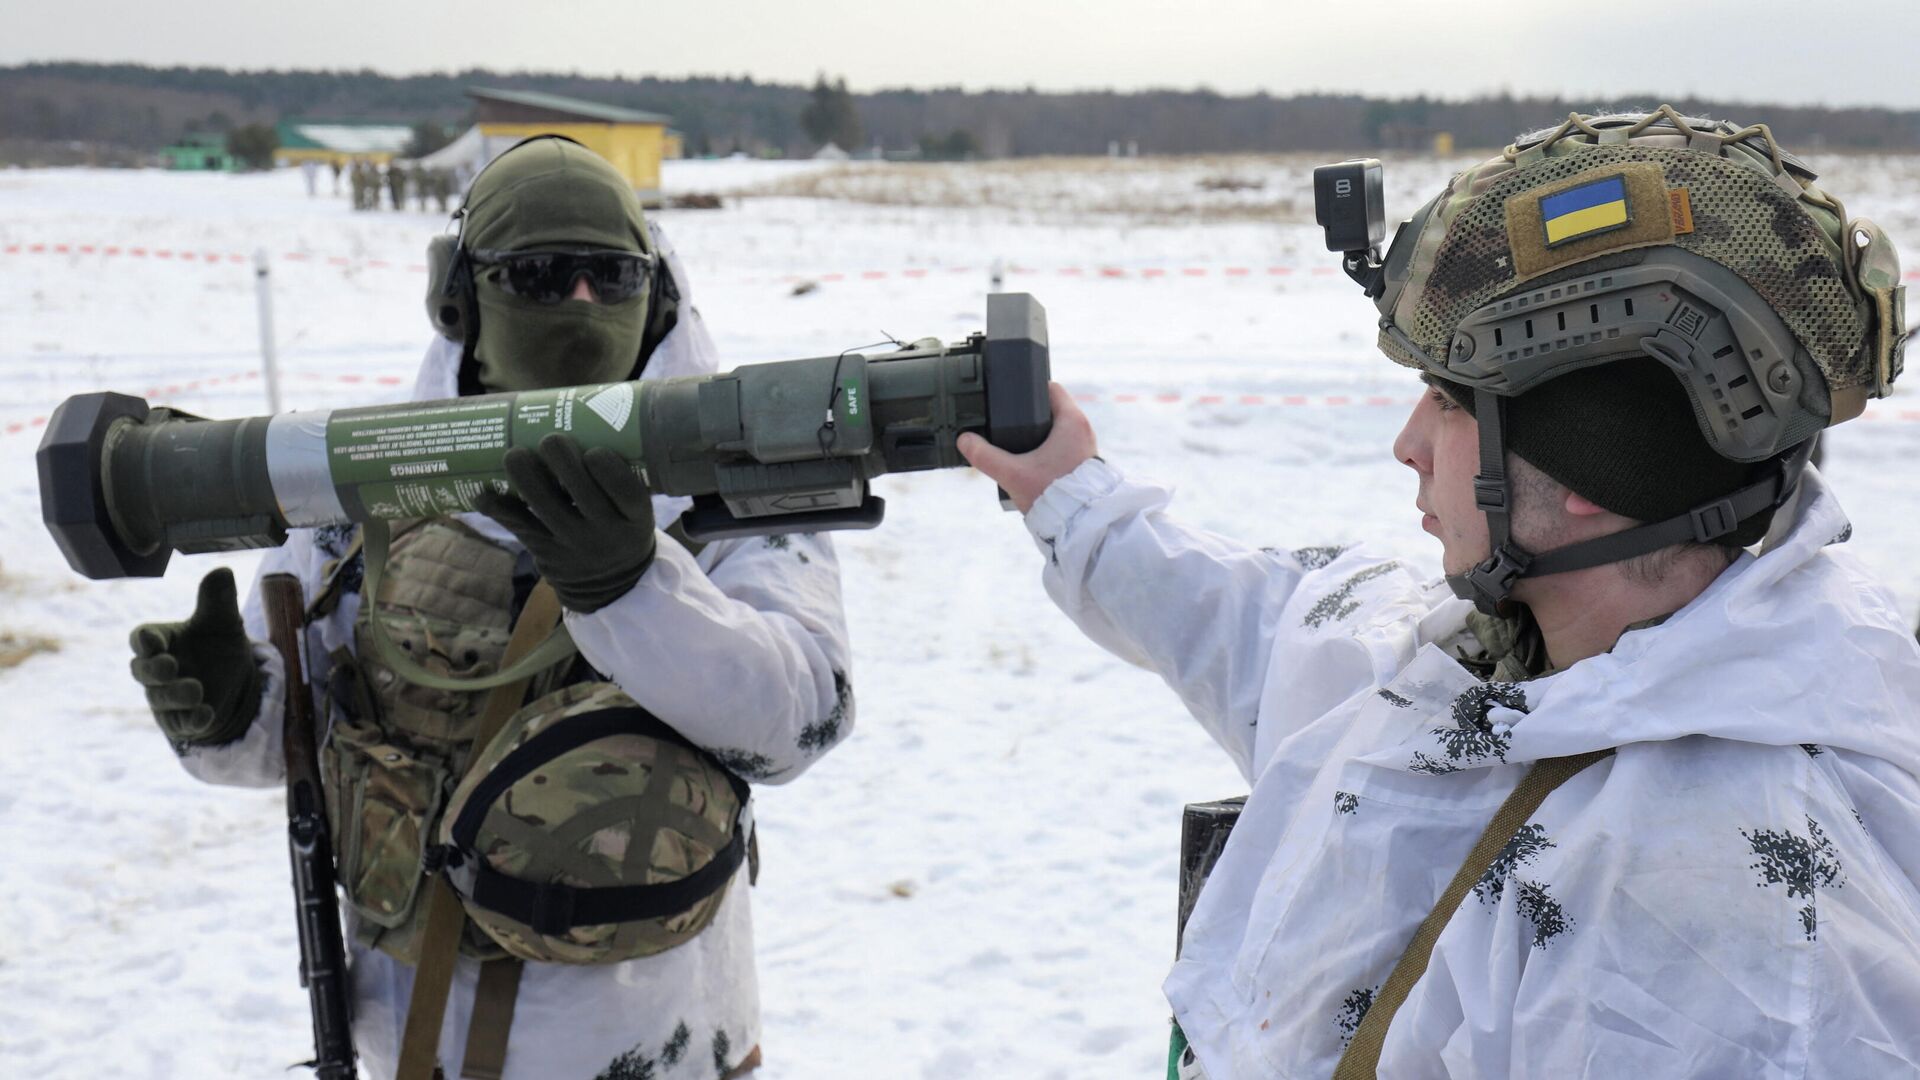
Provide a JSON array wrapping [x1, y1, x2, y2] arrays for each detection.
[[254, 248, 282, 414]]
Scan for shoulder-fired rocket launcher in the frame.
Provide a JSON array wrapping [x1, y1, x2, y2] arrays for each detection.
[[40, 293, 1050, 580]]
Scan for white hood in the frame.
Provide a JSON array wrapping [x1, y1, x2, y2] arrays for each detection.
[[1487, 468, 1920, 777]]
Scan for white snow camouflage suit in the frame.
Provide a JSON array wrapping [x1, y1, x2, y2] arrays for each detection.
[[1026, 457, 1920, 1079], [173, 224, 854, 1080]]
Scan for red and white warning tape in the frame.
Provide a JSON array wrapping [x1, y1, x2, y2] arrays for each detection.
[[0, 242, 429, 275], [760, 264, 1346, 283], [18, 239, 1917, 287], [2, 369, 414, 439]]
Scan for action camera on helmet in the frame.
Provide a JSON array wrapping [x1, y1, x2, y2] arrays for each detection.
[[1314, 159, 1390, 297], [1313, 159, 1385, 255]]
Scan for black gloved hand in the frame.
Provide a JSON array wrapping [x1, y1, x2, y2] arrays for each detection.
[[473, 433, 658, 614], [128, 567, 264, 749]]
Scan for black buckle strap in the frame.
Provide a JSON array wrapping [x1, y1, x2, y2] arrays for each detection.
[[1451, 544, 1533, 609], [1473, 476, 1509, 514], [420, 843, 463, 874], [1689, 499, 1738, 543], [1527, 465, 1793, 580], [468, 821, 750, 934], [528, 883, 578, 937], [1474, 391, 1514, 551], [1447, 389, 1526, 614]]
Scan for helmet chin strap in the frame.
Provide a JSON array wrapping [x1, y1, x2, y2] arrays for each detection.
[[1445, 388, 1810, 616], [1447, 389, 1531, 615]]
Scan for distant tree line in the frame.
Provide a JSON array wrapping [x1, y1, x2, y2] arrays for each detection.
[[5, 61, 1920, 163], [799, 74, 862, 152]]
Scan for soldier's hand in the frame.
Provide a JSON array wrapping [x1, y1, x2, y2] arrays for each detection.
[[473, 433, 658, 614], [128, 567, 264, 749], [957, 382, 1099, 514]]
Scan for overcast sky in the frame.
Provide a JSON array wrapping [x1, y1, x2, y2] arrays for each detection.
[[10, 0, 1920, 109]]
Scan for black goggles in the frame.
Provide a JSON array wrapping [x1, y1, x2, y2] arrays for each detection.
[[468, 247, 655, 304]]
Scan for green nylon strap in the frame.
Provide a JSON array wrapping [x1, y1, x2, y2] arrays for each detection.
[[1332, 748, 1614, 1079], [395, 876, 466, 1080], [459, 957, 524, 1080], [395, 580, 564, 1080], [360, 517, 579, 692]]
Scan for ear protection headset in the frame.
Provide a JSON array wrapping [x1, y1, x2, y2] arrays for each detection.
[[422, 134, 681, 394]]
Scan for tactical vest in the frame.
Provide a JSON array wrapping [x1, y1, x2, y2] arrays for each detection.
[[319, 517, 750, 966]]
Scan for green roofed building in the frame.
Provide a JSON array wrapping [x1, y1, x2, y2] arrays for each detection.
[[160, 132, 237, 172]]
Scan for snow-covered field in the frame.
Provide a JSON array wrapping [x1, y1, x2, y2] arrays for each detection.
[[3, 154, 1918, 1079]]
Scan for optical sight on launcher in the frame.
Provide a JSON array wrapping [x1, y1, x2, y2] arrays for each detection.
[[40, 293, 1051, 580]]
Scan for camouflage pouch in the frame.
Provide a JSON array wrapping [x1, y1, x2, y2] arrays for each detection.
[[334, 518, 570, 963], [323, 716, 464, 960], [1849, 218, 1908, 397], [435, 682, 753, 965], [355, 519, 522, 746]]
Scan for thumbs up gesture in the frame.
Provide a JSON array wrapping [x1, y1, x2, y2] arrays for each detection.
[[128, 567, 264, 749]]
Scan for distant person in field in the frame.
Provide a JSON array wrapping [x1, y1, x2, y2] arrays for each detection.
[[962, 107, 1920, 1078], [126, 136, 853, 1080], [351, 159, 374, 211]]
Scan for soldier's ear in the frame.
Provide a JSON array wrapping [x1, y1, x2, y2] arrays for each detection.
[[1564, 491, 1608, 518]]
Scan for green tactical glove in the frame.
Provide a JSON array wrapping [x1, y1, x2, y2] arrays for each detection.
[[474, 432, 658, 614], [128, 567, 264, 749]]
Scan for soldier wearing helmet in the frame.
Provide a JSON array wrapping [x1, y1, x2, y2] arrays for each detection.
[[962, 108, 1920, 1077], [126, 137, 850, 1079]]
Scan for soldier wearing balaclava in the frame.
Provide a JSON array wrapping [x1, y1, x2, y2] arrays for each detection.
[[459, 138, 657, 394], [127, 137, 852, 1080]]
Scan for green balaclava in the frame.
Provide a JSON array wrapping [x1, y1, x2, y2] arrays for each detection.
[[463, 138, 653, 393]]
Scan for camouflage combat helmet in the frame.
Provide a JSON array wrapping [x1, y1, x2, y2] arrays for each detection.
[[434, 682, 752, 965], [1369, 105, 1907, 611]]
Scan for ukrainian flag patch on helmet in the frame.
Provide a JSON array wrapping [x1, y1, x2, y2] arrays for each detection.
[[1539, 175, 1631, 247]]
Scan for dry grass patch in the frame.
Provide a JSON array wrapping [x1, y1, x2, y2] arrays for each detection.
[[739, 154, 1338, 223], [0, 563, 65, 669], [739, 152, 1920, 234], [0, 631, 60, 670]]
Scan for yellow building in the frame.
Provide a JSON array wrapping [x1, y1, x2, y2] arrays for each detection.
[[469, 87, 673, 205]]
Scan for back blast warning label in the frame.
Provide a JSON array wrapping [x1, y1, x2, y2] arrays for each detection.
[[323, 384, 644, 518]]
